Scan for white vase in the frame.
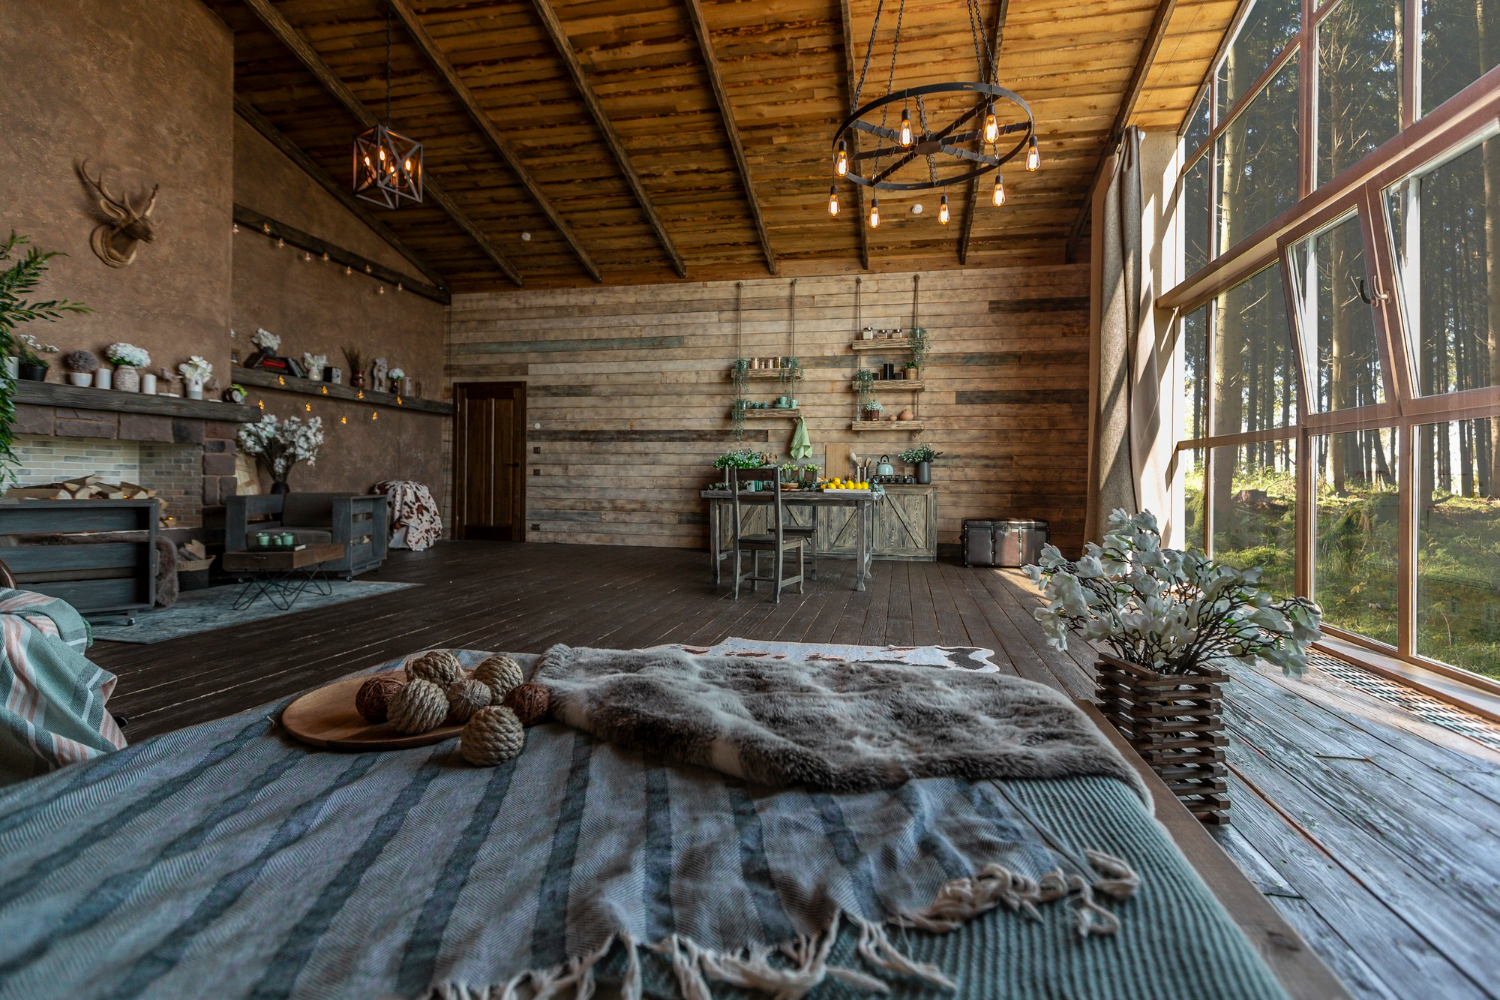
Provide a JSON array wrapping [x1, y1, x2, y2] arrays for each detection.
[[186, 381, 204, 400], [94, 369, 112, 390], [141, 373, 157, 395], [115, 366, 140, 393], [67, 372, 93, 386]]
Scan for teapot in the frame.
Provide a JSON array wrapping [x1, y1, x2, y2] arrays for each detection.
[[876, 455, 895, 477]]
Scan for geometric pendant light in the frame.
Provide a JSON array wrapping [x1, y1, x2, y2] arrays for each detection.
[[353, 6, 423, 208]]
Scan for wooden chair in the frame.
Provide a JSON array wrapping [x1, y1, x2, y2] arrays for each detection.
[[729, 467, 806, 603]]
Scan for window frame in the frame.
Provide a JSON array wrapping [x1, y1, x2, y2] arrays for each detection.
[[1165, 6, 1500, 690]]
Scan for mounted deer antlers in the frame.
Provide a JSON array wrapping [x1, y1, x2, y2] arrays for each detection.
[[76, 159, 158, 268]]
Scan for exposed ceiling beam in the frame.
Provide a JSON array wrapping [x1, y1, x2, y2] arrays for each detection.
[[527, 0, 687, 279], [386, 0, 602, 284], [1064, 0, 1179, 262], [233, 95, 447, 291], [959, 0, 1010, 267], [681, 0, 777, 275], [836, 0, 870, 272], [237, 0, 524, 287]]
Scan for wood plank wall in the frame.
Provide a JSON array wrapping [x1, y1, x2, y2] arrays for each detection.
[[445, 264, 1090, 554]]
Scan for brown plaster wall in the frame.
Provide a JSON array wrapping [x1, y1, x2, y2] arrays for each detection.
[[0, 0, 233, 376], [231, 119, 447, 499]]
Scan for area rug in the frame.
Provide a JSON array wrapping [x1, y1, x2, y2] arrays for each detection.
[[89, 581, 417, 644], [667, 636, 1001, 672]]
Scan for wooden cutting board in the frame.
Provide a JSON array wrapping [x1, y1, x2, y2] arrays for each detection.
[[281, 670, 463, 751]]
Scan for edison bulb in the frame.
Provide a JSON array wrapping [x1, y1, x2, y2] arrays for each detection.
[[992, 172, 1006, 207], [828, 185, 839, 217], [869, 197, 880, 228], [938, 194, 950, 225], [984, 111, 998, 144], [835, 141, 848, 177], [1026, 136, 1041, 171], [899, 109, 913, 147]]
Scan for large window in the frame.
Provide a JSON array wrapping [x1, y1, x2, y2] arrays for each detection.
[[1170, 0, 1500, 685]]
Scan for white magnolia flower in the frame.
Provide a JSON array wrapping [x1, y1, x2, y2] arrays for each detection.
[[251, 328, 281, 353], [106, 343, 150, 368], [178, 356, 213, 384], [302, 353, 329, 376]]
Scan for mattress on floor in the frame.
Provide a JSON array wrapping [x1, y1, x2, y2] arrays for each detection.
[[0, 651, 1288, 1000]]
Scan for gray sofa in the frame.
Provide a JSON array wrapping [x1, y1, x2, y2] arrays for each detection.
[[224, 493, 389, 579]]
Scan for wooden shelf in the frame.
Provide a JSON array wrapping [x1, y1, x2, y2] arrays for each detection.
[[852, 380, 924, 392], [737, 408, 801, 419], [729, 368, 800, 380], [849, 421, 924, 432], [850, 340, 913, 353], [14, 379, 259, 422], [233, 366, 453, 415]]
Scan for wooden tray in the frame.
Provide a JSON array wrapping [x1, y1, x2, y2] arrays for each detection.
[[281, 669, 463, 751]]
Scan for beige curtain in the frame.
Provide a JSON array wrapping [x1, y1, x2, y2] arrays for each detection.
[[1086, 128, 1144, 544]]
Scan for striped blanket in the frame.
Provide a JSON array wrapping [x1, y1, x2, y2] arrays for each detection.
[[0, 589, 124, 785], [0, 649, 1289, 1000]]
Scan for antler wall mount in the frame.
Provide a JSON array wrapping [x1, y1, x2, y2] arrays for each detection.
[[77, 159, 159, 268]]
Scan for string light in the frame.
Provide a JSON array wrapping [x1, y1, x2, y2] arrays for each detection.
[[938, 193, 950, 225], [276, 238, 285, 249], [828, 185, 839, 217], [1026, 135, 1040, 171], [341, 416, 347, 424], [357, 390, 364, 399], [322, 252, 330, 263], [232, 223, 239, 235], [303, 251, 312, 262], [377, 285, 385, 295], [371, 411, 379, 420], [396, 282, 403, 293], [257, 399, 264, 409], [991, 171, 1006, 207], [278, 376, 285, 385], [262, 223, 271, 235], [835, 140, 848, 177], [321, 386, 328, 394], [869, 197, 880, 228], [364, 264, 372, 274], [984, 109, 998, 144], [396, 397, 403, 405], [345, 266, 352, 276], [304, 403, 312, 411]]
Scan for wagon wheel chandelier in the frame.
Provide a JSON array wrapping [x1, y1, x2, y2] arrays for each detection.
[[353, 6, 424, 208], [828, 0, 1039, 228]]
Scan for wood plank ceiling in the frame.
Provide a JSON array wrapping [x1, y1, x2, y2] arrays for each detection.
[[208, 0, 1241, 292]]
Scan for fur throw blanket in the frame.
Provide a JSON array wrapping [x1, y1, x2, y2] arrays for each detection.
[[535, 644, 1147, 798]]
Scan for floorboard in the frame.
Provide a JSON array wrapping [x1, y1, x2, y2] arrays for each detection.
[[90, 541, 1500, 1000]]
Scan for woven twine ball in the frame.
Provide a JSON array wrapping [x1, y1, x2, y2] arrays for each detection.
[[405, 650, 462, 687], [354, 675, 404, 723], [472, 655, 525, 699], [460, 706, 525, 767], [501, 682, 551, 728], [388, 678, 449, 734], [445, 677, 493, 724]]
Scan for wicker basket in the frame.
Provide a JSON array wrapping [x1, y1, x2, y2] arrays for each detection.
[[1095, 653, 1230, 824]]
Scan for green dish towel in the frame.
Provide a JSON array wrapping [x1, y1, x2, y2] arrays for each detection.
[[790, 417, 812, 460]]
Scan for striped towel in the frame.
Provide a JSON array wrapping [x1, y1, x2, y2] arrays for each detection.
[[0, 649, 1288, 999], [0, 589, 124, 785]]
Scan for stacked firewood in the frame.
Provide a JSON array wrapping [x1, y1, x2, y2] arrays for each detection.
[[5, 474, 159, 502]]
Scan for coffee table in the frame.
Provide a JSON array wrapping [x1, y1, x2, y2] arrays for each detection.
[[221, 543, 349, 611]]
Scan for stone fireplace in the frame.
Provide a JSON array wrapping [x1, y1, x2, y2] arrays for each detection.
[[12, 384, 253, 534]]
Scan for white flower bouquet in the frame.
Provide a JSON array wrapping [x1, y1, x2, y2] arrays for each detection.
[[178, 356, 213, 384], [251, 328, 281, 353], [1024, 509, 1323, 676], [238, 414, 324, 482], [388, 367, 405, 383], [302, 353, 329, 378], [106, 343, 150, 368]]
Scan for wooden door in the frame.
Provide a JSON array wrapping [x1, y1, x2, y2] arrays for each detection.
[[452, 382, 526, 541]]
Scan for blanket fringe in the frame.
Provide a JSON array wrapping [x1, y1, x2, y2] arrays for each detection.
[[432, 851, 1141, 999]]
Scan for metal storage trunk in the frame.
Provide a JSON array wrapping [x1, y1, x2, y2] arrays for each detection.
[[962, 520, 997, 567], [994, 519, 1049, 567]]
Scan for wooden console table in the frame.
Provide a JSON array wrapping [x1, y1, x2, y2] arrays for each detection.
[[702, 489, 889, 591]]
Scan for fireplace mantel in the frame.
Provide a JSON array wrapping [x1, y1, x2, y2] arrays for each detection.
[[14, 380, 259, 422]]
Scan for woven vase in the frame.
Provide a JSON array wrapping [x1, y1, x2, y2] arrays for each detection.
[[114, 366, 140, 393]]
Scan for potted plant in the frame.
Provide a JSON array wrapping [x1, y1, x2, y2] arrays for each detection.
[[343, 345, 366, 389], [778, 357, 803, 391], [63, 350, 99, 387], [903, 362, 919, 381], [388, 367, 405, 393], [226, 383, 248, 404], [899, 443, 943, 485], [854, 368, 877, 414], [238, 413, 324, 494], [907, 326, 930, 377], [862, 400, 883, 422], [106, 343, 150, 393], [16, 334, 57, 381], [1025, 509, 1323, 823], [301, 353, 329, 383], [712, 448, 764, 490], [178, 356, 213, 399]]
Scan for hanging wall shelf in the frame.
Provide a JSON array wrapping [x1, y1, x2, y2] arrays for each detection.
[[849, 421, 924, 433]]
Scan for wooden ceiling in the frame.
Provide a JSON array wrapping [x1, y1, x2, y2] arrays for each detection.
[[208, 0, 1241, 292]]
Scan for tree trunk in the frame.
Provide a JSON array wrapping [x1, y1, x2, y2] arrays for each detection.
[[1483, 0, 1500, 496]]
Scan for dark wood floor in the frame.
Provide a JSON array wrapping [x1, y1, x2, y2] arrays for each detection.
[[94, 542, 1500, 1000]]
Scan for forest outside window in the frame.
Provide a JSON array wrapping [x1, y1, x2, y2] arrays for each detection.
[[1212, 265, 1298, 435], [1313, 427, 1402, 648], [1289, 212, 1388, 411]]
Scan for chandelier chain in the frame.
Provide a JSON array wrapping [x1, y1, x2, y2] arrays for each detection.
[[852, 0, 887, 111], [384, 6, 393, 125]]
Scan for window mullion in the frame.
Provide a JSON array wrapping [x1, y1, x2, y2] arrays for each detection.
[[1300, 0, 1316, 199]]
